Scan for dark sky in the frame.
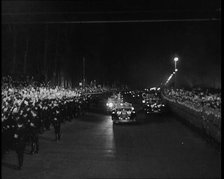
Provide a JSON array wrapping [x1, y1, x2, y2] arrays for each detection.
[[69, 21, 221, 88], [1, 0, 221, 89]]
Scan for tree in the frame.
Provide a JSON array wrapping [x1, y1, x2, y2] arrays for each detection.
[[23, 33, 30, 74], [43, 24, 49, 82], [11, 25, 17, 74]]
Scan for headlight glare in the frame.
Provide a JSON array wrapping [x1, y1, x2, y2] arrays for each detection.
[[108, 102, 113, 108]]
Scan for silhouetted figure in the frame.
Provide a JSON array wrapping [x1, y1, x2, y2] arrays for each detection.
[[14, 122, 26, 170]]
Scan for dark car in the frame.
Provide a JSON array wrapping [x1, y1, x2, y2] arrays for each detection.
[[144, 100, 167, 115], [106, 93, 123, 112], [111, 102, 136, 124]]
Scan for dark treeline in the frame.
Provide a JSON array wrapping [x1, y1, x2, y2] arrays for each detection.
[[1, 24, 106, 88], [1, 22, 221, 89]]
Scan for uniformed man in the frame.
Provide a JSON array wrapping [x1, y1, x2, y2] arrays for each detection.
[[43, 99, 51, 130], [29, 121, 39, 154], [2, 109, 16, 156], [67, 99, 73, 121], [35, 100, 44, 134], [73, 100, 80, 118], [14, 119, 27, 170], [51, 100, 61, 141], [22, 99, 39, 155]]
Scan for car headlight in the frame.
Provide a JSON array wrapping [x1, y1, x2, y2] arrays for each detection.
[[142, 100, 145, 103], [107, 102, 113, 108]]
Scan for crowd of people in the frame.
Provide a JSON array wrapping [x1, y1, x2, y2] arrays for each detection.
[[1, 75, 111, 170], [162, 87, 221, 131], [163, 88, 221, 115]]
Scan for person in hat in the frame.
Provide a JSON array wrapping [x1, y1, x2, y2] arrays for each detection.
[[27, 103, 40, 155], [42, 99, 51, 131], [35, 100, 44, 134], [51, 101, 61, 141], [14, 119, 27, 170], [1, 110, 16, 156]]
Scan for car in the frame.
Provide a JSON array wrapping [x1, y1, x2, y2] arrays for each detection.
[[111, 102, 136, 124], [106, 93, 123, 111], [144, 100, 167, 114]]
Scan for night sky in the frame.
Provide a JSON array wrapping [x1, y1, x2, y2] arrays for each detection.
[[1, 1, 221, 89]]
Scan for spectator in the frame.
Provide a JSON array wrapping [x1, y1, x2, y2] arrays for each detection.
[[162, 87, 221, 128]]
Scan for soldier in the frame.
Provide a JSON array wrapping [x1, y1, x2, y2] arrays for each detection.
[[72, 98, 77, 118], [77, 99, 83, 117], [2, 112, 16, 156], [36, 100, 44, 134], [28, 103, 40, 154], [59, 99, 66, 123], [29, 122, 39, 154], [43, 99, 51, 130], [14, 119, 27, 170], [51, 100, 61, 141], [2, 92, 18, 154], [67, 99, 73, 121], [86, 95, 91, 111]]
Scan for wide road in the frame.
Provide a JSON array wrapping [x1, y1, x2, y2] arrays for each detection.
[[2, 95, 221, 179]]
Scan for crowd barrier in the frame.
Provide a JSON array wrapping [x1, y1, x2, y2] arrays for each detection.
[[161, 93, 221, 144]]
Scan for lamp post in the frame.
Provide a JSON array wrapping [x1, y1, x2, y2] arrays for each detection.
[[174, 57, 179, 88]]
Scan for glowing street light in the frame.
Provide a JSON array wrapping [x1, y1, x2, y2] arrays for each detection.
[[174, 57, 179, 61], [174, 57, 179, 88], [174, 57, 179, 71]]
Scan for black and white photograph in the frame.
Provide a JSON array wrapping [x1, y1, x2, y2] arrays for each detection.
[[1, 0, 221, 178]]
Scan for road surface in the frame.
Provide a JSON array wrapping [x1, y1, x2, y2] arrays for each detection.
[[2, 95, 221, 179]]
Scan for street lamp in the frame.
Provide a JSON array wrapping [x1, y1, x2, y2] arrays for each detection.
[[174, 57, 179, 70], [174, 57, 179, 88]]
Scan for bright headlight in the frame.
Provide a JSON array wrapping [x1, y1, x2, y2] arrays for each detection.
[[142, 100, 145, 103], [107, 102, 113, 108]]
